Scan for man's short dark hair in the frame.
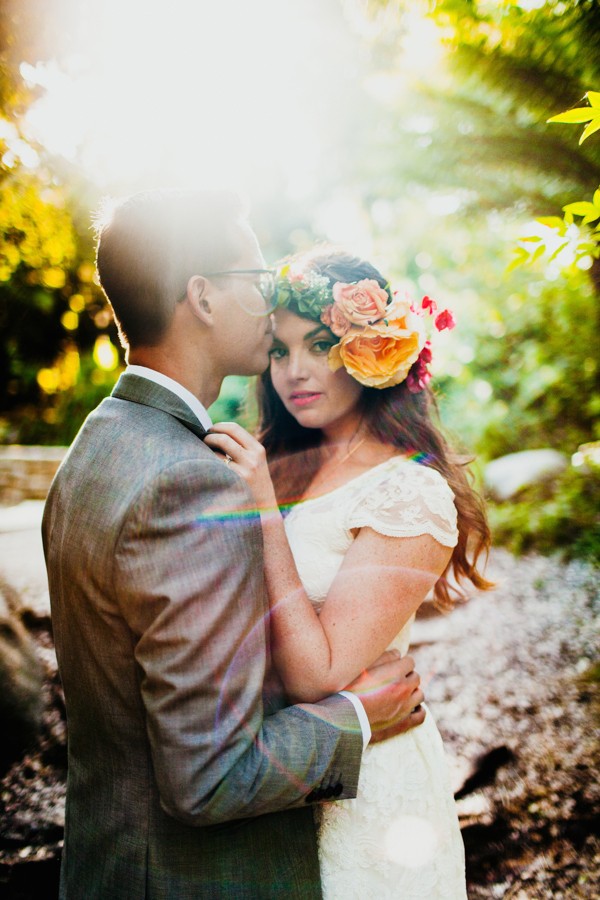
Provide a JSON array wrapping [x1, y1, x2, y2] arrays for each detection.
[[95, 189, 248, 348]]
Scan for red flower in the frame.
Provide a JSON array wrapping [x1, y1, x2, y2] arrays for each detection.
[[434, 309, 456, 331], [419, 340, 433, 363], [421, 296, 437, 315], [406, 342, 433, 393]]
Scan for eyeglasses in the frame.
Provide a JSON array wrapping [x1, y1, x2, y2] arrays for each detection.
[[204, 268, 277, 313]]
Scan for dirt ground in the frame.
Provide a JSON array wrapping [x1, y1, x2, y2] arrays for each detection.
[[0, 503, 598, 899]]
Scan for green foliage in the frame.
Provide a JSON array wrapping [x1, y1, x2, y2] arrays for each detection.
[[514, 92, 600, 269], [363, 0, 600, 212], [354, 0, 600, 563], [8, 353, 121, 446], [0, 0, 115, 439], [547, 90, 600, 145], [208, 376, 256, 430], [0, 175, 78, 407], [489, 466, 600, 566]]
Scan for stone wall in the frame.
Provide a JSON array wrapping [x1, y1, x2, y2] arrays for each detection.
[[0, 446, 67, 505]]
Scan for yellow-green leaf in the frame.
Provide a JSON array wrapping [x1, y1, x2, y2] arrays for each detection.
[[563, 201, 599, 217], [593, 188, 600, 207], [547, 109, 595, 124], [536, 216, 565, 229], [586, 91, 600, 108], [580, 117, 600, 144], [520, 235, 542, 242], [548, 242, 569, 262], [530, 244, 545, 264], [507, 247, 529, 273]]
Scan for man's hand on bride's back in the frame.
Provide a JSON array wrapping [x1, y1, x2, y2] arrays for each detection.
[[344, 650, 425, 744]]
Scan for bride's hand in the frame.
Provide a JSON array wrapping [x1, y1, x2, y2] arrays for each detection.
[[204, 422, 278, 511]]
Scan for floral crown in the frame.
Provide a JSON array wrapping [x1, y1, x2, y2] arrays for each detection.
[[275, 264, 456, 391]]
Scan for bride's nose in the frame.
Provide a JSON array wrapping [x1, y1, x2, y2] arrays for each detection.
[[287, 349, 310, 381]]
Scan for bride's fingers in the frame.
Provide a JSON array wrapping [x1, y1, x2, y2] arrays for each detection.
[[204, 432, 245, 463], [209, 421, 259, 450], [204, 432, 269, 480]]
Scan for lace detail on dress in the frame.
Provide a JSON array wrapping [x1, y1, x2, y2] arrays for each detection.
[[315, 708, 467, 899], [345, 459, 458, 548]]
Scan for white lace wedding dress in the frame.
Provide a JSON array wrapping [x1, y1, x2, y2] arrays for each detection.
[[284, 456, 467, 899]]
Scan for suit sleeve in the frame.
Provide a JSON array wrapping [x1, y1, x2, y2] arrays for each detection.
[[113, 456, 363, 826]]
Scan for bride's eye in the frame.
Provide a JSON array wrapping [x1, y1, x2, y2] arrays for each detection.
[[311, 340, 334, 354], [269, 345, 287, 360]]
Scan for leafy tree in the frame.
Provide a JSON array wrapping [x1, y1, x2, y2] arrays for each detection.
[[364, 0, 600, 213], [340, 0, 600, 561], [0, 0, 120, 442]]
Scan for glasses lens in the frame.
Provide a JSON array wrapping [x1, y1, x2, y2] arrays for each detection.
[[259, 272, 276, 311]]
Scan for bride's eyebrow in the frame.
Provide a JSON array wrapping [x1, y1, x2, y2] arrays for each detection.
[[304, 325, 332, 341]]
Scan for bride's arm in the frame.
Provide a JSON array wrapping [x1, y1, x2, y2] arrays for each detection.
[[205, 423, 451, 704]]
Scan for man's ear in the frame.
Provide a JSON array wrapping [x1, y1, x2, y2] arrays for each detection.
[[185, 275, 214, 325]]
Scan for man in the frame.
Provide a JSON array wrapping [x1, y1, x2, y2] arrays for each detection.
[[42, 190, 425, 899]]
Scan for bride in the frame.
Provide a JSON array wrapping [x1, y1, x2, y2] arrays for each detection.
[[205, 248, 491, 898]]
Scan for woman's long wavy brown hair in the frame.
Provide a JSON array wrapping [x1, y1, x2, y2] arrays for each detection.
[[257, 248, 493, 610]]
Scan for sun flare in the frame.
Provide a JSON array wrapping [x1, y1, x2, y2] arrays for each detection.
[[19, 0, 361, 198]]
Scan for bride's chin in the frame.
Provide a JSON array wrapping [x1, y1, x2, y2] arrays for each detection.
[[288, 408, 325, 429]]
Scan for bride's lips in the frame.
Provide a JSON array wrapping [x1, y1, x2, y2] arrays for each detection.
[[289, 391, 323, 407]]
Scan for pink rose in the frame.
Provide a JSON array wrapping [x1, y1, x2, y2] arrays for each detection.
[[332, 279, 389, 326], [421, 296, 437, 315], [435, 309, 456, 331], [288, 271, 306, 283], [321, 304, 351, 337]]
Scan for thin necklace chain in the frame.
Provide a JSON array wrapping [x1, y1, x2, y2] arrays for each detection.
[[308, 436, 368, 496]]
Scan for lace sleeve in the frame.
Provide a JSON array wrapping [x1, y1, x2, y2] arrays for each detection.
[[345, 460, 459, 548]]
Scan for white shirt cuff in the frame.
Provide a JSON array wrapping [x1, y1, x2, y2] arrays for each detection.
[[338, 691, 371, 749]]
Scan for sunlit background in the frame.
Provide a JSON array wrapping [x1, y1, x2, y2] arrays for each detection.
[[10, 0, 451, 250], [1, 0, 599, 567], [20, 1, 357, 226]]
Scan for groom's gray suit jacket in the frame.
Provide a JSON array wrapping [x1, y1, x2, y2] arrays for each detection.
[[42, 372, 363, 899]]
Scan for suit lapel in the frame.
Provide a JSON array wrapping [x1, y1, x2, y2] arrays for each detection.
[[111, 373, 208, 439]]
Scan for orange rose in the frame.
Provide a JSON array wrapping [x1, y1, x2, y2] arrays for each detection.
[[328, 298, 425, 388], [332, 279, 389, 326]]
